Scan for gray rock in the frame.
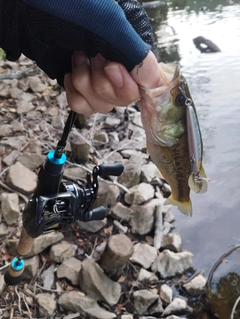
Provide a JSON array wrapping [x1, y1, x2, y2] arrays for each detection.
[[57, 257, 82, 286], [77, 218, 107, 233], [7, 161, 37, 194], [18, 152, 45, 170], [163, 221, 175, 236], [6, 232, 64, 257], [163, 297, 193, 316], [152, 250, 193, 278], [2, 150, 19, 166], [93, 131, 109, 144], [17, 100, 35, 114], [0, 222, 8, 236], [41, 263, 56, 290], [163, 210, 175, 223], [121, 315, 133, 319], [124, 183, 155, 205], [165, 316, 187, 319], [56, 91, 67, 108], [79, 257, 121, 306], [28, 75, 48, 93], [93, 181, 119, 209], [58, 291, 116, 319], [159, 284, 173, 305], [110, 202, 133, 222], [0, 136, 26, 149], [1, 192, 20, 225], [35, 293, 56, 318], [161, 233, 182, 253], [130, 243, 157, 269], [132, 289, 163, 315], [63, 166, 87, 181], [104, 117, 121, 128], [140, 162, 159, 183], [129, 199, 160, 235], [0, 124, 13, 137], [118, 163, 141, 188], [49, 240, 77, 263], [0, 274, 6, 294], [23, 255, 40, 280], [138, 269, 158, 283], [183, 273, 207, 296]]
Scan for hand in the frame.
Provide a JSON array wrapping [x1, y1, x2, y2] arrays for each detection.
[[64, 51, 163, 115]]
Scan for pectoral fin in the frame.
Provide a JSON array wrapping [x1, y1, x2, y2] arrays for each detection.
[[188, 166, 208, 194]]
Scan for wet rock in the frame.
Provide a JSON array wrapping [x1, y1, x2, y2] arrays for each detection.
[[0, 192, 20, 225], [41, 263, 56, 290], [161, 233, 182, 253], [23, 255, 40, 280], [152, 250, 193, 278], [49, 240, 77, 263], [118, 163, 141, 188], [79, 257, 121, 306], [58, 291, 116, 319], [57, 257, 82, 286], [138, 269, 158, 283], [183, 273, 207, 296], [77, 218, 107, 233], [130, 243, 157, 269], [5, 232, 64, 257], [124, 182, 154, 205], [162, 297, 193, 316], [132, 289, 163, 315], [35, 293, 56, 318], [6, 161, 37, 194], [159, 284, 173, 305]]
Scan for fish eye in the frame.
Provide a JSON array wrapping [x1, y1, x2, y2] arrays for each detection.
[[175, 93, 186, 106]]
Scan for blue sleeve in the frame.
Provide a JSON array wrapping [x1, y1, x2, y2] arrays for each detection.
[[23, 0, 150, 66]]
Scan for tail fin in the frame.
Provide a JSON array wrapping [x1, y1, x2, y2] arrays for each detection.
[[188, 166, 208, 194], [164, 195, 192, 216]]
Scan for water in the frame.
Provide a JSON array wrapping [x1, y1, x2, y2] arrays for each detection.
[[144, 0, 240, 275]]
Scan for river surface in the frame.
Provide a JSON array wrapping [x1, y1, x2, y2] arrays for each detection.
[[144, 0, 240, 275]]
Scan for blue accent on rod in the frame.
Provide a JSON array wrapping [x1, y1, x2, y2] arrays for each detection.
[[11, 257, 25, 271], [47, 150, 66, 165]]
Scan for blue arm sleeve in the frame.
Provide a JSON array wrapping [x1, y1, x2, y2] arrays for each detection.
[[23, 0, 150, 66]]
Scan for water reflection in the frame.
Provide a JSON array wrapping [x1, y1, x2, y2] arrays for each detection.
[[144, 0, 240, 275]]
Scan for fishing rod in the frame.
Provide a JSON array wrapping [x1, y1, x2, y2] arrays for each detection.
[[4, 110, 124, 285]]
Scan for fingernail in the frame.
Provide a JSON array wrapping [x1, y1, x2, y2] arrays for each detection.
[[73, 52, 87, 67], [105, 64, 123, 88]]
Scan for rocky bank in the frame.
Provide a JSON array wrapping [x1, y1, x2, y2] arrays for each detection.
[[0, 55, 208, 318]]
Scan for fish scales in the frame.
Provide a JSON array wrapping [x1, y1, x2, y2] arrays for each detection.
[[139, 62, 207, 216]]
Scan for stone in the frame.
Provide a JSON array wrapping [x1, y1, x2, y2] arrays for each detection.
[[58, 291, 116, 319], [6, 161, 37, 194], [124, 183, 154, 205], [57, 257, 82, 286], [118, 163, 141, 188], [140, 162, 160, 183], [28, 75, 48, 93], [121, 315, 133, 319], [161, 233, 182, 253], [130, 243, 157, 269], [77, 218, 107, 233], [5, 232, 64, 257], [0, 136, 26, 149], [129, 198, 161, 235], [138, 269, 158, 283], [0, 222, 8, 236], [104, 117, 121, 128], [152, 250, 193, 278], [132, 289, 163, 315], [0, 274, 6, 294], [79, 257, 121, 306], [41, 263, 56, 290], [2, 150, 19, 166], [0, 124, 13, 137], [63, 166, 87, 181], [18, 152, 45, 171], [159, 284, 173, 305], [163, 297, 193, 316], [93, 131, 109, 144], [23, 255, 40, 280], [183, 273, 207, 296], [49, 240, 77, 263], [1, 192, 20, 225], [35, 293, 56, 318], [17, 100, 35, 114], [110, 202, 133, 222], [93, 181, 120, 209]]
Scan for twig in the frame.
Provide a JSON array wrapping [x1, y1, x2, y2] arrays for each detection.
[[21, 292, 32, 319], [231, 295, 240, 319], [0, 262, 10, 271], [35, 283, 65, 294], [0, 66, 40, 80], [0, 180, 28, 203], [15, 286, 22, 315]]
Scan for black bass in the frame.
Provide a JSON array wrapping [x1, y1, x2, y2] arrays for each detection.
[[139, 63, 207, 216]]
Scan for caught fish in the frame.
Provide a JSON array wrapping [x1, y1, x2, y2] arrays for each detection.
[[139, 63, 207, 216]]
